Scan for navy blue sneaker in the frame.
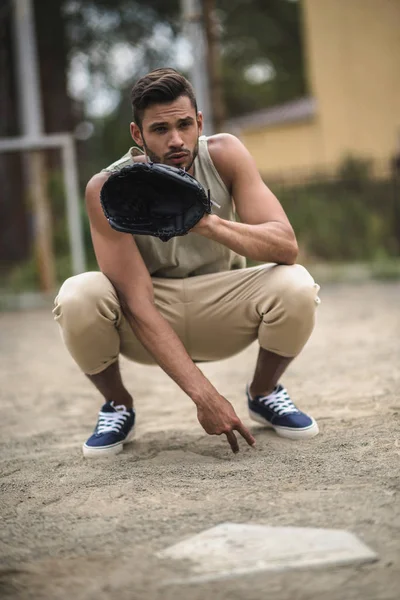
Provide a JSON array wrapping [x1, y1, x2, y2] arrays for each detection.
[[83, 401, 135, 457], [247, 384, 319, 439]]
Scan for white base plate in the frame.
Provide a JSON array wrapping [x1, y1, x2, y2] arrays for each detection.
[[157, 523, 378, 584]]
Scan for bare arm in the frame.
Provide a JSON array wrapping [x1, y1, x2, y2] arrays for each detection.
[[192, 134, 298, 264], [85, 173, 255, 452]]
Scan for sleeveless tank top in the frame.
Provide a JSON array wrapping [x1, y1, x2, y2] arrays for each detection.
[[102, 135, 246, 278]]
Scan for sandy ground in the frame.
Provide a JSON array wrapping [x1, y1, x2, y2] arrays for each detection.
[[0, 281, 399, 600]]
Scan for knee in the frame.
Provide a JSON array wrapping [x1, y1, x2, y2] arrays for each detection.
[[265, 264, 320, 323], [53, 272, 117, 324], [256, 264, 320, 357]]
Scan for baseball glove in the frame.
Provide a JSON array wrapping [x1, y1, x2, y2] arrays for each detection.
[[100, 162, 214, 242]]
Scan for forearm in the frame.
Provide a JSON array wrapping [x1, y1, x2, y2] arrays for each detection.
[[122, 299, 215, 406], [196, 215, 298, 264]]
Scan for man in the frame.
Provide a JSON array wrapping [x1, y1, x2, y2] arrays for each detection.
[[54, 68, 321, 457]]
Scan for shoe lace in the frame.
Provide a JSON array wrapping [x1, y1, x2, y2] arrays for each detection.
[[96, 405, 130, 434], [258, 386, 299, 416]]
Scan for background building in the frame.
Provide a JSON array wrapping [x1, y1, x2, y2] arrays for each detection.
[[227, 0, 400, 177]]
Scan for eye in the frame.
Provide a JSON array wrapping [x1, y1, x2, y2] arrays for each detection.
[[179, 121, 191, 129], [154, 126, 167, 133]]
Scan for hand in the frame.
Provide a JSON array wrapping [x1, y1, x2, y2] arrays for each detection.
[[196, 394, 256, 453]]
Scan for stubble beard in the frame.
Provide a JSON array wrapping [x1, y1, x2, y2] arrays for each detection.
[[141, 135, 199, 172]]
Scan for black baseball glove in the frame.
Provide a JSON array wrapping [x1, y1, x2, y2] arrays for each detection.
[[100, 162, 214, 242]]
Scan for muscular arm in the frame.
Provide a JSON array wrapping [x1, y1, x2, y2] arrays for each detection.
[[86, 174, 211, 402], [192, 134, 298, 264], [85, 173, 255, 452]]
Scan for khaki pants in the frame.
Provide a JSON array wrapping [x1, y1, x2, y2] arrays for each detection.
[[53, 264, 320, 375]]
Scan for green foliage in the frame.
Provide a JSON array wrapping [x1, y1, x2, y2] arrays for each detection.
[[79, 90, 138, 181], [61, 0, 305, 123], [370, 259, 400, 280], [63, 0, 180, 79], [5, 156, 400, 294], [47, 169, 96, 266], [219, 0, 306, 117], [273, 157, 400, 262], [5, 256, 40, 293], [3, 169, 98, 293]]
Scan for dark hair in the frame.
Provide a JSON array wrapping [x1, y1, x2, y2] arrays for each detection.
[[131, 68, 197, 129]]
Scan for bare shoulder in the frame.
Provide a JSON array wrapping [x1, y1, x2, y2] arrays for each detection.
[[207, 133, 252, 189], [207, 132, 245, 159], [85, 171, 111, 198], [84, 171, 112, 228]]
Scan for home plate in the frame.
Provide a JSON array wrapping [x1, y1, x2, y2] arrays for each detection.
[[157, 523, 378, 584]]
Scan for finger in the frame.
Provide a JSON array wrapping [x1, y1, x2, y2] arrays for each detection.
[[225, 431, 239, 454], [235, 422, 256, 447]]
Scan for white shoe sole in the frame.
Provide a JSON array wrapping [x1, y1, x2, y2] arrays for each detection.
[[82, 428, 135, 458], [249, 409, 319, 440]]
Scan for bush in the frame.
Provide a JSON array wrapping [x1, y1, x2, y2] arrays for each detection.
[[271, 157, 400, 261], [3, 156, 400, 292]]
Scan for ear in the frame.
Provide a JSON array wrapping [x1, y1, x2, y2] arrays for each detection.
[[130, 122, 144, 147], [197, 111, 203, 136]]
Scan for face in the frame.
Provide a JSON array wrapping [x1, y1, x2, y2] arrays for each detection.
[[130, 95, 203, 172]]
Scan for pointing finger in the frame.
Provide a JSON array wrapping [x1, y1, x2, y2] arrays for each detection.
[[225, 431, 239, 454], [236, 422, 256, 447]]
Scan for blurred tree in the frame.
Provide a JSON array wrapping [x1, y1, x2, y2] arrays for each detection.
[[34, 0, 75, 136], [1, 0, 306, 280], [63, 0, 305, 170], [218, 0, 306, 117], [0, 0, 179, 272], [81, 85, 135, 183], [0, 2, 28, 269], [63, 0, 180, 100], [63, 0, 304, 120], [0, 0, 74, 271]]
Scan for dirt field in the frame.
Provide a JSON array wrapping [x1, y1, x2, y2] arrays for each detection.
[[1, 281, 399, 600]]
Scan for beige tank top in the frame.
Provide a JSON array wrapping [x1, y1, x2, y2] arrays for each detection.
[[102, 135, 246, 278]]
